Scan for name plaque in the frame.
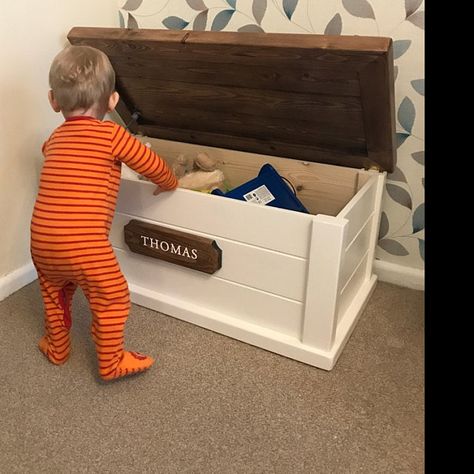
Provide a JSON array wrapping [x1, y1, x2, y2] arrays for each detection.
[[124, 220, 222, 274]]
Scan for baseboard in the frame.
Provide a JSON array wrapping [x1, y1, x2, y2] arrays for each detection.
[[373, 260, 424, 291], [0, 262, 37, 302]]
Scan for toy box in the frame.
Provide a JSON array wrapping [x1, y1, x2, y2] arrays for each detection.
[[68, 27, 395, 369]]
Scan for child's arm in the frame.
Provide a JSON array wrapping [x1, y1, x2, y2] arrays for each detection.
[[111, 123, 178, 192]]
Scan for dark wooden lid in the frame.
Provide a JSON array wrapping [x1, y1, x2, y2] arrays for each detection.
[[68, 27, 395, 172]]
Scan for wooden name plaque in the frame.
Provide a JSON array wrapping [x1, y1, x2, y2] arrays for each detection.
[[124, 220, 222, 274]]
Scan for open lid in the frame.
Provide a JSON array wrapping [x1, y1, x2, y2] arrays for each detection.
[[68, 27, 396, 172]]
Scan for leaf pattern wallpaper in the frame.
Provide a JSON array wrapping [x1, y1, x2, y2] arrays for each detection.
[[118, 0, 425, 270]]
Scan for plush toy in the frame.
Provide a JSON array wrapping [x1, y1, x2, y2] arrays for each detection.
[[194, 152, 217, 172], [139, 148, 226, 193], [172, 153, 189, 179], [176, 152, 226, 193]]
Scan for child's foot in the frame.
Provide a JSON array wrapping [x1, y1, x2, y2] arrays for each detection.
[[38, 336, 70, 365], [101, 351, 155, 381]]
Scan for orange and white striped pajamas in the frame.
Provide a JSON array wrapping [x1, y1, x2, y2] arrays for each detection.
[[30, 116, 177, 380]]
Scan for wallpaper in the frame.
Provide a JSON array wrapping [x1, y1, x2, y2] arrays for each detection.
[[118, 0, 425, 270]]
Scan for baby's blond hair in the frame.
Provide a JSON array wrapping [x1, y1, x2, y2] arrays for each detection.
[[49, 45, 115, 113]]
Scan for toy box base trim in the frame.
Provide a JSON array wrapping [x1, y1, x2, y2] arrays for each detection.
[[128, 275, 377, 371]]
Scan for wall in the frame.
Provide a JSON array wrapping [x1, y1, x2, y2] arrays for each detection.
[[0, 1, 424, 297], [118, 0, 424, 287], [0, 1, 119, 298]]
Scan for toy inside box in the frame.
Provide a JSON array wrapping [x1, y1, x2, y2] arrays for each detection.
[[69, 27, 395, 370], [136, 153, 310, 214], [211, 163, 310, 214]]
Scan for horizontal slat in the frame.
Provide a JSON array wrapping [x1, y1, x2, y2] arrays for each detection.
[[120, 96, 366, 152], [111, 213, 307, 301], [137, 124, 369, 169], [115, 247, 303, 338], [339, 215, 373, 290], [337, 253, 369, 325], [69, 27, 391, 53], [116, 178, 313, 258], [107, 44, 377, 72], [118, 77, 364, 136], [107, 44, 376, 72], [113, 58, 361, 96], [183, 30, 391, 53], [69, 28, 388, 67], [338, 174, 377, 244]]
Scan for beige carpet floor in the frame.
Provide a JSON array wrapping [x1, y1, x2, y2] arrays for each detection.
[[0, 280, 424, 473]]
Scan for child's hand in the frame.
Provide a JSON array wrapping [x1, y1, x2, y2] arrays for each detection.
[[153, 185, 178, 195]]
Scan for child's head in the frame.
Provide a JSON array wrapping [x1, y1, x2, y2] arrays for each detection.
[[48, 45, 119, 119]]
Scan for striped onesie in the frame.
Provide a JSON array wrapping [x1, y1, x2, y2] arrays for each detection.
[[30, 116, 178, 380]]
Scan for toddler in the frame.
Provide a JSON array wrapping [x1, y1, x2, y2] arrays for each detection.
[[30, 45, 178, 380]]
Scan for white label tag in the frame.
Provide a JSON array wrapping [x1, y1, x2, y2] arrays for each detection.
[[243, 185, 275, 205]]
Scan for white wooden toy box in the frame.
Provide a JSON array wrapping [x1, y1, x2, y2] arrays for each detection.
[[69, 28, 396, 370]]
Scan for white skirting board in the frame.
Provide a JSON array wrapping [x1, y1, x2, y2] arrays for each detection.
[[374, 259, 424, 291], [0, 262, 37, 302]]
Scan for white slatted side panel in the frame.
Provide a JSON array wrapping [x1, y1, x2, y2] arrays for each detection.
[[111, 213, 307, 301], [336, 173, 380, 325], [337, 175, 377, 245], [115, 248, 303, 338], [117, 179, 312, 258], [337, 254, 369, 324], [339, 215, 373, 291]]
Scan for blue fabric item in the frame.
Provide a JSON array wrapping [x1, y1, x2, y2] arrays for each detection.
[[212, 163, 309, 213]]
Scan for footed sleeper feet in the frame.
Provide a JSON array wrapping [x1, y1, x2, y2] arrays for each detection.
[[101, 351, 155, 381], [38, 336, 70, 365]]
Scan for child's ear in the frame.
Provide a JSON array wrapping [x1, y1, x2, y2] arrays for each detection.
[[48, 90, 61, 113], [108, 91, 120, 112]]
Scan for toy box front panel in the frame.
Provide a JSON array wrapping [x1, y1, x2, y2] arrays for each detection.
[[110, 177, 312, 339]]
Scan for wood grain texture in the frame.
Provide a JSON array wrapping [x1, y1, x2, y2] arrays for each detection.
[[117, 76, 365, 136], [115, 98, 139, 133], [124, 219, 222, 274], [358, 42, 396, 172], [137, 124, 370, 169], [112, 58, 362, 96], [133, 104, 367, 152], [68, 27, 395, 171]]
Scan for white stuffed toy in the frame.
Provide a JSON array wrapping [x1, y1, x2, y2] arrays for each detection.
[[174, 152, 225, 193], [138, 147, 226, 193]]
